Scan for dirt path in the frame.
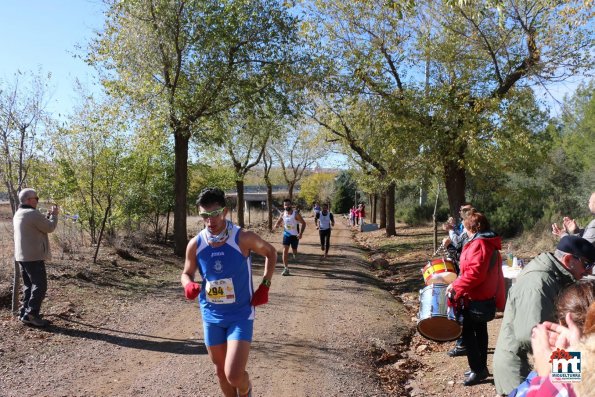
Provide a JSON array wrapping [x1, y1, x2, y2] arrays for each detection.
[[0, 217, 410, 396]]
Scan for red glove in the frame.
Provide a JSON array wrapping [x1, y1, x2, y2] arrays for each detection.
[[184, 282, 201, 300], [251, 284, 270, 306]]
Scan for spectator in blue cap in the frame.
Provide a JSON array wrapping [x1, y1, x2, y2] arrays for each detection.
[[493, 235, 595, 396]]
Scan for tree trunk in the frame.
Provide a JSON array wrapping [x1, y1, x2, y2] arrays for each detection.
[[93, 197, 112, 264], [173, 131, 190, 257], [379, 194, 387, 229], [7, 184, 18, 215], [444, 158, 466, 219], [164, 208, 171, 243], [236, 179, 245, 228], [371, 194, 377, 224], [386, 182, 396, 237], [287, 182, 295, 201], [433, 183, 441, 252], [266, 180, 274, 231], [10, 191, 20, 315]]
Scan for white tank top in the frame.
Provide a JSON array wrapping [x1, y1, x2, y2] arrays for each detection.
[[283, 211, 299, 236], [318, 212, 332, 230]]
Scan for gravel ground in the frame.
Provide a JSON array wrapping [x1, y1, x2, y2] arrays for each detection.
[[0, 216, 411, 396]]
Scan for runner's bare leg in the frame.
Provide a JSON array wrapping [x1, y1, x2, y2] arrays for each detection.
[[207, 341, 251, 396], [207, 344, 236, 397], [225, 340, 251, 396], [283, 245, 290, 270]]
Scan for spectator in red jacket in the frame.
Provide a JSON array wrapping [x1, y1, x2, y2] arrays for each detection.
[[353, 206, 360, 227], [447, 210, 505, 386], [358, 203, 366, 226]]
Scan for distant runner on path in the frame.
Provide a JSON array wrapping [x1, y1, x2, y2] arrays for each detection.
[[274, 198, 306, 276], [315, 203, 335, 258], [181, 187, 277, 397]]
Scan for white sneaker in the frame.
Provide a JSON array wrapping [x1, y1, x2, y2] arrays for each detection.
[[282, 267, 290, 276]]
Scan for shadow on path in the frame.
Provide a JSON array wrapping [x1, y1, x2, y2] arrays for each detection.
[[253, 250, 394, 291], [43, 316, 207, 355]]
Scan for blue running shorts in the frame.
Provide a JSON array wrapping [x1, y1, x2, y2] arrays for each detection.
[[203, 319, 254, 347], [282, 234, 299, 249]]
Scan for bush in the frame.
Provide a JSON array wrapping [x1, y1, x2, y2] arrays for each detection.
[[395, 204, 450, 225]]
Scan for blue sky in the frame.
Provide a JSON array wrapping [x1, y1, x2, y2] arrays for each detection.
[[0, 1, 106, 117], [0, 1, 587, 122]]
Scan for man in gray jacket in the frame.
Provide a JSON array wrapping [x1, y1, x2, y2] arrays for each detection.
[[493, 235, 595, 395], [13, 188, 59, 327]]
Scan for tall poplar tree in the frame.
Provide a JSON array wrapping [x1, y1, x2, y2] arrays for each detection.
[[307, 0, 593, 217], [90, 0, 300, 255]]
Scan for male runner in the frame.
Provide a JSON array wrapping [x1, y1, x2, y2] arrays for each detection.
[[182, 188, 276, 397], [315, 203, 335, 258], [274, 198, 306, 276]]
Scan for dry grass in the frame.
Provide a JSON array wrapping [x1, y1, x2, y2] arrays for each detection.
[[0, 203, 15, 287]]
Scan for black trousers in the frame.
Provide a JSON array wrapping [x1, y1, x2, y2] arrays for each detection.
[[462, 311, 489, 373], [18, 260, 47, 317], [319, 229, 331, 252]]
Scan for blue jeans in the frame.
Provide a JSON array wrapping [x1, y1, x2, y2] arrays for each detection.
[[18, 260, 47, 318]]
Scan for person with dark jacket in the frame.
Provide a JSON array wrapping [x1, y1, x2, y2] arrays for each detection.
[[446, 210, 505, 386], [13, 188, 59, 327], [493, 235, 595, 396], [443, 203, 474, 358]]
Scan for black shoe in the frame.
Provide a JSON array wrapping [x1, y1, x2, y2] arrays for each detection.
[[464, 369, 472, 376], [447, 346, 467, 357], [21, 314, 49, 327], [463, 369, 489, 386]]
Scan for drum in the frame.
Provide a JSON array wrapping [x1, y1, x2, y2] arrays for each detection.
[[422, 258, 457, 285], [417, 283, 462, 342]]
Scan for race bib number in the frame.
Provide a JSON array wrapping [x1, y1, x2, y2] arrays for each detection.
[[285, 224, 295, 230], [205, 278, 236, 304]]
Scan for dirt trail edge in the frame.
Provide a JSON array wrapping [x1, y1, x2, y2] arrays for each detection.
[[0, 218, 411, 397]]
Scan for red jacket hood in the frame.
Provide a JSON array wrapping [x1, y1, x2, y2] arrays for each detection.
[[453, 233, 505, 310]]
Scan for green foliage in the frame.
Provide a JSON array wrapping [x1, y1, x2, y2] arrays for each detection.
[[189, 162, 236, 206], [393, 181, 449, 224], [395, 204, 450, 225], [90, 0, 303, 252], [332, 171, 357, 213], [119, 139, 176, 238], [299, 172, 336, 206], [0, 70, 53, 213], [558, 81, 595, 197]]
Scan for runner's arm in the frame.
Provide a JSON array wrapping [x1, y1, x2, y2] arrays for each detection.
[[181, 238, 198, 287], [330, 213, 335, 227], [241, 231, 276, 282], [274, 214, 283, 229]]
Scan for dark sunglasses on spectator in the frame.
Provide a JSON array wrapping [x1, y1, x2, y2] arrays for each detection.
[[574, 255, 594, 271]]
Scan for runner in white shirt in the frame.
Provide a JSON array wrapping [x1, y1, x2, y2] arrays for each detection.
[[315, 203, 335, 258], [274, 198, 306, 276]]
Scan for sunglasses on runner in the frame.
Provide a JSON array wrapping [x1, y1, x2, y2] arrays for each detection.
[[199, 207, 225, 219]]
